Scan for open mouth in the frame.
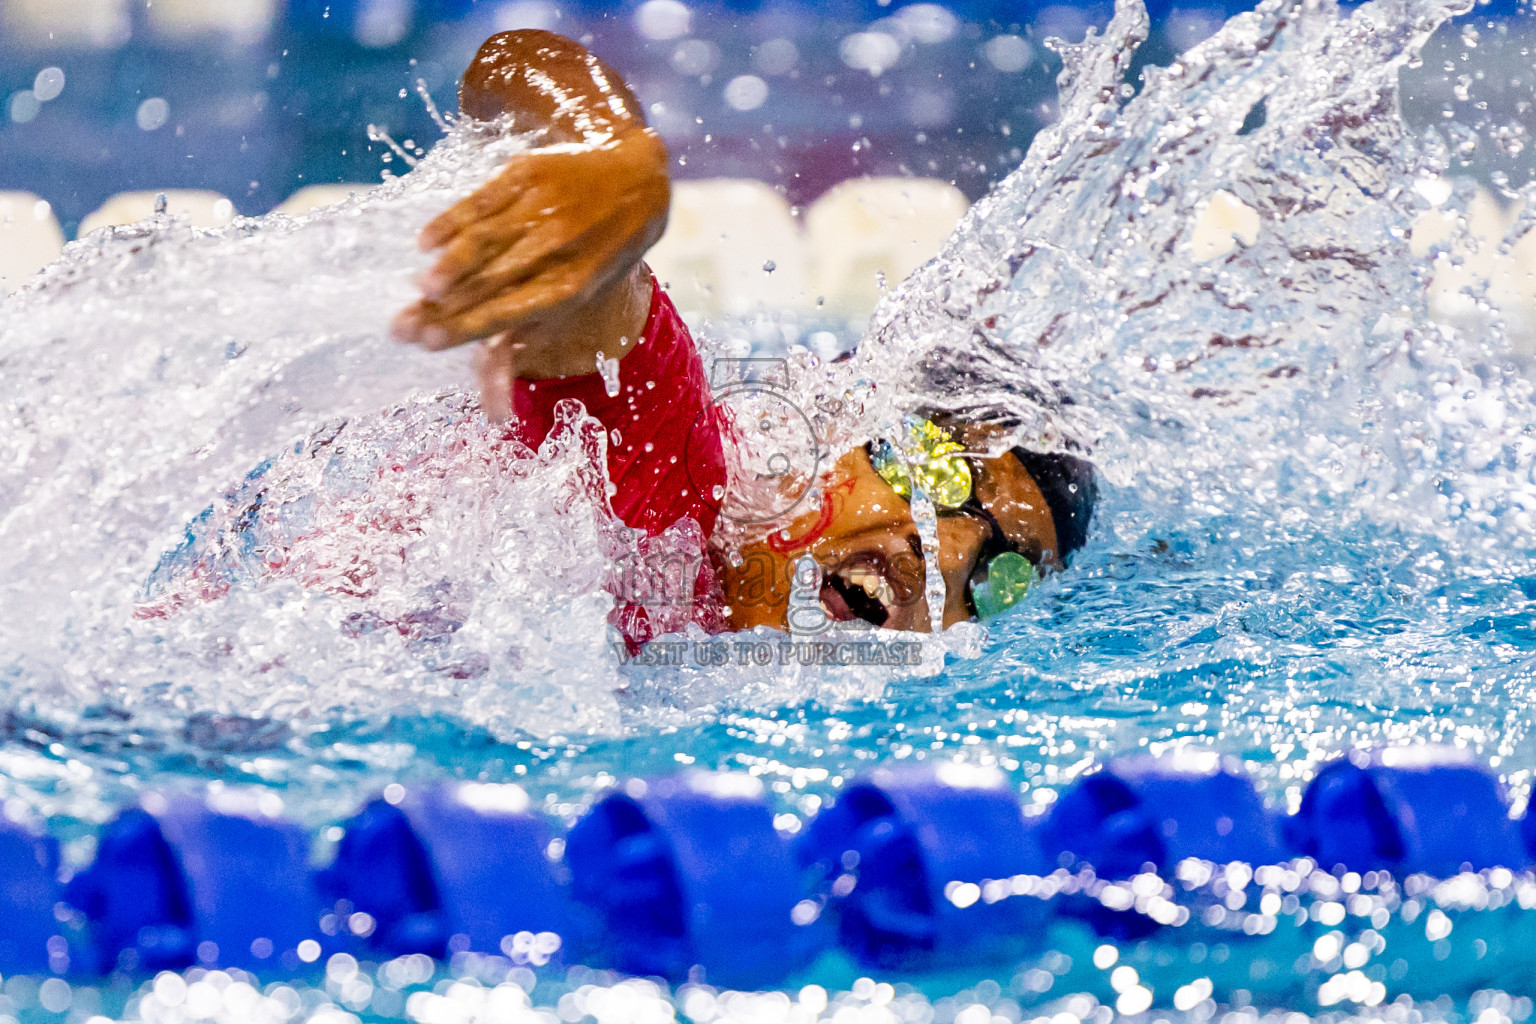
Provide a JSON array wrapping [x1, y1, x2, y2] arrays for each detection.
[[820, 559, 896, 627]]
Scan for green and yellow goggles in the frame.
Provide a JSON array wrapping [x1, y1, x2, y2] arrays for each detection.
[[869, 416, 1040, 621], [869, 417, 975, 509]]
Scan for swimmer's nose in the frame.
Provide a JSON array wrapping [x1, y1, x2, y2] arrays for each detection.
[[935, 514, 990, 628]]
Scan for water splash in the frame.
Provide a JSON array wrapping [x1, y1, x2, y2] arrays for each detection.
[[719, 0, 1536, 795], [367, 124, 420, 168], [132, 394, 631, 739], [0, 0, 1532, 843], [415, 77, 453, 135], [807, 0, 1536, 591], [0, 122, 622, 767]]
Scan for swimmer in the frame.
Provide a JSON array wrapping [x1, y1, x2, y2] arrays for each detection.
[[389, 30, 1098, 641]]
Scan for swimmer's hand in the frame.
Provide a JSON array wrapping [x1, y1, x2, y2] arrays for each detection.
[[390, 128, 669, 374]]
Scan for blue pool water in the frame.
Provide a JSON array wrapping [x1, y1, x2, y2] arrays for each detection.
[[2, 0, 1536, 1015]]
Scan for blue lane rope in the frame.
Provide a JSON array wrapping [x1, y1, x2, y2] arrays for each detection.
[[1, 744, 1530, 984]]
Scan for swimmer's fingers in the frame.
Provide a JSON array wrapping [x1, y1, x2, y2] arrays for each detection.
[[473, 337, 515, 423], [390, 301, 456, 349], [460, 282, 575, 344], [418, 163, 624, 301], [391, 283, 564, 351], [395, 203, 642, 348], [430, 274, 592, 347], [417, 205, 536, 300], [418, 247, 540, 324], [418, 157, 534, 251], [418, 144, 607, 252], [421, 207, 631, 320], [420, 132, 665, 256]]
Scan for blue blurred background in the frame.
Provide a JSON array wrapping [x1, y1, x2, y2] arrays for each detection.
[[0, 0, 1528, 238]]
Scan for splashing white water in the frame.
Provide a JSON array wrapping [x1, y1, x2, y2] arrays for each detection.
[[834, 0, 1536, 560], [0, 123, 648, 741], [0, 0, 1530, 782]]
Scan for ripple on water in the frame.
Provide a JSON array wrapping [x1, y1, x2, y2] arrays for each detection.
[[0, 0, 1535, 975]]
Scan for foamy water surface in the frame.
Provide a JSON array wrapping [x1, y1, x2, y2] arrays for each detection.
[[2, 0, 1536, 1011]]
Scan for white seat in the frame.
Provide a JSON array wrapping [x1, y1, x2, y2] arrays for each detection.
[[144, 0, 277, 42], [804, 178, 969, 317], [2, 0, 130, 47], [79, 191, 236, 236], [1414, 188, 1536, 358], [1189, 190, 1261, 261], [274, 184, 377, 216], [647, 179, 810, 318], [0, 192, 65, 294], [1511, 208, 1536, 356]]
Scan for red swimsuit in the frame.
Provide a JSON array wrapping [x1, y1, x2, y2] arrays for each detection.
[[509, 279, 724, 538], [510, 279, 728, 643]]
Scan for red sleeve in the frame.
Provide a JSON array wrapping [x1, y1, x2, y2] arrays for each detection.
[[508, 278, 726, 540]]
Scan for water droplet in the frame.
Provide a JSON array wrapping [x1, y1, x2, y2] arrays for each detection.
[[136, 96, 169, 132], [595, 351, 621, 397], [724, 75, 769, 112], [32, 67, 64, 103], [8, 91, 40, 124]]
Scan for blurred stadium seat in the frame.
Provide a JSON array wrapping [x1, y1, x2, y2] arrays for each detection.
[[275, 184, 377, 216], [647, 179, 810, 318], [0, 192, 64, 294], [144, 0, 278, 42], [1, 0, 130, 48], [1415, 188, 1536, 358], [79, 191, 237, 236], [804, 178, 969, 316], [1512, 209, 1536, 354], [1189, 189, 1261, 261]]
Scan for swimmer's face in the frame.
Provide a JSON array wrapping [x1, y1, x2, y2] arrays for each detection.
[[718, 439, 1060, 632]]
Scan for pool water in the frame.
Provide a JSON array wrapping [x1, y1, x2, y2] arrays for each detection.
[[2, 0, 1536, 1015]]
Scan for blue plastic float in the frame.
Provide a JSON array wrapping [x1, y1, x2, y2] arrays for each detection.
[[1042, 750, 1284, 877], [319, 798, 446, 957], [565, 773, 817, 988], [68, 794, 327, 974], [22, 745, 1536, 985], [0, 819, 60, 974], [65, 808, 196, 973], [324, 783, 575, 961], [798, 763, 1048, 969], [1286, 747, 1528, 876]]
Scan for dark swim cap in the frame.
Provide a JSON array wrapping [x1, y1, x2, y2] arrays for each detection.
[[1011, 448, 1096, 559]]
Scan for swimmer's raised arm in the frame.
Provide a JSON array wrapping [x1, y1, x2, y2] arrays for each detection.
[[391, 30, 670, 419]]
